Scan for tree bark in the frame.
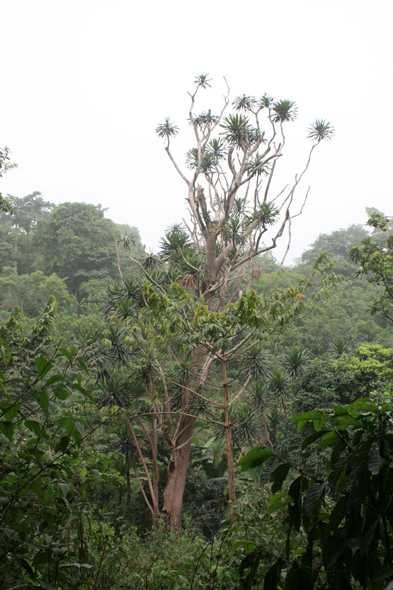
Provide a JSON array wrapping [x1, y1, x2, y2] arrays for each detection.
[[162, 414, 195, 531]]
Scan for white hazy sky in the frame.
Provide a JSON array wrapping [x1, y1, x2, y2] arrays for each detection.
[[1, 0, 392, 262]]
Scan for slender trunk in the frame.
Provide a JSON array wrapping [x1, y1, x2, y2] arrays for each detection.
[[223, 358, 236, 522]]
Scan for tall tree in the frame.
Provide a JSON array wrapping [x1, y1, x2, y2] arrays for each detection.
[[111, 75, 334, 530], [155, 76, 333, 529]]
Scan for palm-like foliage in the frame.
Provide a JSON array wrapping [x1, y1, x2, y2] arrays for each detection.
[[96, 375, 134, 409], [240, 345, 271, 381], [159, 228, 192, 261], [221, 217, 248, 247], [206, 138, 227, 160], [272, 100, 298, 123], [194, 74, 212, 89], [192, 110, 219, 131], [102, 324, 129, 367], [307, 119, 335, 142], [328, 337, 353, 358], [281, 346, 310, 378], [103, 278, 144, 319], [232, 404, 261, 445], [248, 201, 279, 226], [245, 154, 270, 177], [268, 366, 290, 395], [220, 114, 258, 148], [233, 94, 257, 112], [156, 117, 179, 140], [185, 148, 217, 172], [268, 366, 291, 419], [259, 94, 274, 109]]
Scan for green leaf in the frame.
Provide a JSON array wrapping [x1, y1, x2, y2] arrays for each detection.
[[59, 483, 72, 498], [328, 496, 347, 533], [59, 347, 73, 364], [301, 430, 329, 450], [42, 509, 55, 529], [304, 481, 327, 519], [239, 549, 262, 590], [3, 403, 20, 421], [264, 561, 282, 590], [55, 436, 70, 453], [271, 463, 290, 493], [368, 448, 383, 474], [359, 519, 379, 556], [0, 338, 11, 366], [371, 566, 393, 583], [0, 420, 14, 441], [3, 527, 21, 542], [318, 431, 339, 450], [237, 447, 274, 472], [76, 357, 89, 374], [290, 410, 324, 433], [25, 420, 42, 436], [285, 566, 313, 590], [322, 533, 346, 569], [268, 491, 290, 514], [80, 467, 87, 477], [44, 375, 64, 387], [35, 357, 53, 379], [36, 390, 49, 416]]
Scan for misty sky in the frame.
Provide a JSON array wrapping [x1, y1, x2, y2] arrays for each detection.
[[1, 0, 391, 262]]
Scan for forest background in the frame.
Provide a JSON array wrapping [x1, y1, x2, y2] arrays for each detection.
[[1, 187, 393, 589]]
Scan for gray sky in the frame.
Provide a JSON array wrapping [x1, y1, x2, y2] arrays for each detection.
[[1, 0, 392, 262]]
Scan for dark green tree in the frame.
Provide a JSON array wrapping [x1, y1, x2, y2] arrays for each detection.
[[33, 202, 118, 298]]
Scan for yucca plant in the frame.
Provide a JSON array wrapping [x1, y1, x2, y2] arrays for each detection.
[[233, 94, 257, 112], [281, 346, 310, 378], [328, 337, 353, 358], [272, 99, 298, 123], [240, 344, 271, 381], [307, 118, 335, 142], [268, 366, 291, 420]]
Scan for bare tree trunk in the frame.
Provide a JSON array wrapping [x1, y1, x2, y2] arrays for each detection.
[[162, 415, 195, 531], [223, 358, 236, 523]]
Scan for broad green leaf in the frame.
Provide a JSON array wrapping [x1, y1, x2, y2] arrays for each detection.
[[59, 482, 72, 498], [25, 420, 42, 436], [371, 566, 393, 583], [322, 533, 346, 569], [237, 447, 274, 472], [271, 463, 290, 494], [35, 391, 49, 416], [304, 481, 327, 519], [268, 491, 290, 514], [35, 357, 53, 379], [359, 519, 379, 556], [328, 496, 346, 534], [301, 430, 329, 450], [44, 375, 64, 387], [0, 338, 11, 366], [0, 420, 14, 441], [264, 561, 282, 590], [3, 403, 20, 421], [285, 566, 313, 590], [368, 448, 383, 474], [80, 467, 87, 477], [76, 357, 89, 374], [3, 527, 21, 542], [318, 431, 339, 450], [55, 435, 70, 453]]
